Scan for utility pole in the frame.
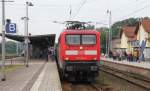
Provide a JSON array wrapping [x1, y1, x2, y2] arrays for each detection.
[[16, 28, 19, 56], [69, 4, 72, 20], [107, 10, 112, 56], [25, 2, 33, 67], [1, 0, 13, 81], [21, 17, 26, 65], [1, 0, 6, 81], [25, 2, 29, 67], [105, 29, 108, 55], [21, 2, 33, 67]]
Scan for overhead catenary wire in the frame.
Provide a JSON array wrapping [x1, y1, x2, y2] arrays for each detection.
[[73, 0, 88, 18], [120, 3, 150, 20], [68, 0, 72, 20], [112, 0, 147, 14]]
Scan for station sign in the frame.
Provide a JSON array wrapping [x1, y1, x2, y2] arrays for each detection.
[[6, 23, 17, 33], [131, 40, 140, 47]]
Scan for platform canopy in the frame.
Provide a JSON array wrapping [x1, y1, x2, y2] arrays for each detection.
[[0, 33, 56, 48]]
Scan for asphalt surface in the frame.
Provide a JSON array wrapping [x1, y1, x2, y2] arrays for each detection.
[[0, 59, 46, 91]]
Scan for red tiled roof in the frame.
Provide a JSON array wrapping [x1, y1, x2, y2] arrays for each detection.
[[122, 26, 136, 40], [141, 19, 150, 32]]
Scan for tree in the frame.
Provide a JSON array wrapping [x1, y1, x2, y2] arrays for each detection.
[[96, 27, 109, 53], [111, 18, 139, 38], [96, 17, 149, 53]]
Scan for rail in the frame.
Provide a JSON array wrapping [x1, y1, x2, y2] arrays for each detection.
[[99, 65, 150, 91], [62, 81, 102, 91]]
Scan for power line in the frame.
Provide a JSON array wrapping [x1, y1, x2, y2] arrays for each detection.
[[68, 0, 72, 20], [73, 0, 88, 18], [121, 4, 150, 20], [112, 0, 148, 14], [0, 2, 74, 7]]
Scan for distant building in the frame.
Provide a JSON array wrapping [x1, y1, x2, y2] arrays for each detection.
[[136, 19, 150, 47], [112, 38, 121, 49], [120, 26, 137, 52], [109, 19, 150, 61], [136, 19, 150, 60]]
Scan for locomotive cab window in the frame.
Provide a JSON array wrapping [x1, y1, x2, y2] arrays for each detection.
[[66, 35, 80, 45], [66, 34, 96, 45], [82, 35, 96, 45]]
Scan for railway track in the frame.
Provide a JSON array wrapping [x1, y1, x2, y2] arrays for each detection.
[[62, 81, 102, 91], [99, 65, 150, 91], [71, 83, 102, 91]]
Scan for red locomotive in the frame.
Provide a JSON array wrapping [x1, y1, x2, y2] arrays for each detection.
[[56, 21, 100, 81]]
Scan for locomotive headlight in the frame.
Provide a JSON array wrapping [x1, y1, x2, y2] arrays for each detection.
[[65, 57, 69, 60], [93, 57, 97, 60], [65, 50, 78, 55], [85, 50, 97, 55], [80, 46, 83, 50]]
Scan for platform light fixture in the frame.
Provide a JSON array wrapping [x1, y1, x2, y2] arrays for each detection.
[[1, 0, 14, 81], [25, 1, 33, 67]]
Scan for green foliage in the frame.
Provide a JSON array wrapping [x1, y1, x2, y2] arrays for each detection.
[[111, 18, 139, 38], [97, 17, 150, 54], [96, 27, 109, 53], [111, 17, 150, 38], [97, 17, 150, 53]]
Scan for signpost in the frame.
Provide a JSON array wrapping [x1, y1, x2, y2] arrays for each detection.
[[131, 40, 140, 47], [6, 23, 16, 33], [6, 22, 19, 55]]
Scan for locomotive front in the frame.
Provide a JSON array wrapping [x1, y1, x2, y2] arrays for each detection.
[[60, 30, 100, 81]]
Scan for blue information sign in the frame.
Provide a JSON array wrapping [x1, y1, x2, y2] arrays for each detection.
[[6, 23, 16, 33]]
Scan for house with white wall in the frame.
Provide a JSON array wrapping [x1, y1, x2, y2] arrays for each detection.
[[120, 26, 136, 52], [136, 19, 150, 60]]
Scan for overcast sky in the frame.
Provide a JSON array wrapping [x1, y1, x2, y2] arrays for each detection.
[[0, 0, 150, 40]]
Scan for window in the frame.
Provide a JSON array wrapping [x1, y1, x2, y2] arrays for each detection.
[[66, 34, 96, 45], [82, 35, 96, 45], [66, 35, 80, 45]]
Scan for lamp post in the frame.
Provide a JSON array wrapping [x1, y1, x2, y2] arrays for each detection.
[[23, 1, 33, 67], [1, 0, 14, 81], [1, 0, 6, 81]]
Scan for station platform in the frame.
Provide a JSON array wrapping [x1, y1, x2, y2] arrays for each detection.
[[0, 59, 62, 91], [101, 57, 150, 69], [101, 57, 150, 79], [30, 61, 62, 91]]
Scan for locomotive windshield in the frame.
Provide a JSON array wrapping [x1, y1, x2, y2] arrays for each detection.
[[82, 35, 96, 45], [66, 34, 96, 45], [66, 35, 80, 45]]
